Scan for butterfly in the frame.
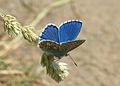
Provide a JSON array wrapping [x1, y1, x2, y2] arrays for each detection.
[[38, 20, 85, 59]]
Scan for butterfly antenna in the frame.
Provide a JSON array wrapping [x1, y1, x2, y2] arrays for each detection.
[[68, 54, 78, 67]]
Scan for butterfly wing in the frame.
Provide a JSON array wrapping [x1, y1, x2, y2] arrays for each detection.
[[39, 24, 59, 43], [39, 41, 60, 52], [60, 40, 85, 53], [59, 20, 82, 43], [39, 41, 70, 57]]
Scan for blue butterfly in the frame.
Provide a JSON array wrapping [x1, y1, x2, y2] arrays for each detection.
[[38, 20, 85, 59]]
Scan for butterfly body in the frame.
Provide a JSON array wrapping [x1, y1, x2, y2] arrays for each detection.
[[38, 20, 85, 59]]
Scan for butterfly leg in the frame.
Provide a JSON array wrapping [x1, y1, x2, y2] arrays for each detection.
[[67, 54, 78, 66]]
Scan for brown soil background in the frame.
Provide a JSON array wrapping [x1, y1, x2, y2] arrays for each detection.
[[0, 0, 120, 86]]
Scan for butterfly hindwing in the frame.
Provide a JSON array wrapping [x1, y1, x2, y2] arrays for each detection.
[[39, 41, 66, 57], [60, 40, 85, 53], [59, 20, 82, 43], [39, 41, 59, 52], [39, 24, 59, 42]]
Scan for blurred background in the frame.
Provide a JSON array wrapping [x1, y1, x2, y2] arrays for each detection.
[[0, 0, 120, 86]]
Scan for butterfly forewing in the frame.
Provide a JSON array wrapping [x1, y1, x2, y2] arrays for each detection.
[[39, 24, 59, 43], [59, 20, 82, 43]]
